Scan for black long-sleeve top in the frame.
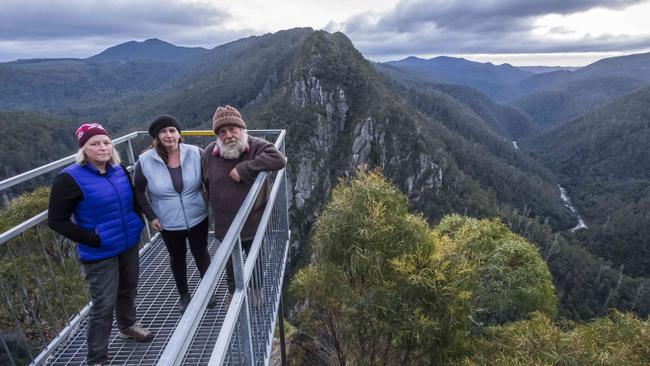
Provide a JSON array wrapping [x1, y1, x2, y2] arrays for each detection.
[[132, 162, 158, 221], [47, 164, 140, 248]]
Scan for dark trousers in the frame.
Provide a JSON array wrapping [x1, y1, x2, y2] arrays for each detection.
[[160, 218, 211, 295], [82, 244, 139, 364], [226, 239, 253, 293]]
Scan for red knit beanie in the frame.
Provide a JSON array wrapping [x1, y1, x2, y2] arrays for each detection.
[[212, 105, 246, 133], [76, 123, 110, 147]]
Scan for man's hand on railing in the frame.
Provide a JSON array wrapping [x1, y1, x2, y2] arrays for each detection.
[[151, 218, 163, 232], [229, 167, 241, 182]]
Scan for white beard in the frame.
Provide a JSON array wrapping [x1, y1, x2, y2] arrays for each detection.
[[217, 131, 248, 160]]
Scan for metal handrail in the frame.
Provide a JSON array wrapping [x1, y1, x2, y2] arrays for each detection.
[[156, 172, 269, 365], [0, 131, 145, 192], [209, 166, 289, 365], [157, 129, 286, 366], [0, 211, 48, 246]]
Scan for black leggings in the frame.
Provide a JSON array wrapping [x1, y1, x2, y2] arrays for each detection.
[[160, 218, 211, 295]]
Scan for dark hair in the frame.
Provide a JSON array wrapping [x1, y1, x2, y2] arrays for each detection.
[[148, 135, 183, 164]]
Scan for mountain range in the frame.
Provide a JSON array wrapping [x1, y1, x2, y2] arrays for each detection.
[[384, 53, 650, 131], [2, 28, 650, 321], [385, 56, 532, 102]]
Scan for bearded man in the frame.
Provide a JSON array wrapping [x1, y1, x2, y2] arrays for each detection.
[[201, 105, 286, 294]]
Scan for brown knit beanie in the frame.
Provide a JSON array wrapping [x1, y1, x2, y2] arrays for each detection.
[[212, 105, 246, 133]]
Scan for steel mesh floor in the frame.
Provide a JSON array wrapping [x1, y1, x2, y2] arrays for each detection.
[[46, 234, 230, 365]]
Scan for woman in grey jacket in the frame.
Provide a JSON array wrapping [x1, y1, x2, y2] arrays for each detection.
[[133, 115, 213, 313]]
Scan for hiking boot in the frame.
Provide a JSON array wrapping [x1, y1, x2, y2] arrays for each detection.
[[179, 293, 191, 314], [207, 293, 217, 309], [118, 322, 153, 342], [225, 291, 233, 306]]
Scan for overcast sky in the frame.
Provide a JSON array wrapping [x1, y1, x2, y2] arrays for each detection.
[[1, 0, 649, 66]]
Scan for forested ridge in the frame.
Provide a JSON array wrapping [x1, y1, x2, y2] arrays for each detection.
[[523, 86, 650, 278]]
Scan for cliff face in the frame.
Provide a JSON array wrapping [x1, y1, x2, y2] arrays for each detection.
[[249, 31, 573, 268], [251, 32, 471, 260]]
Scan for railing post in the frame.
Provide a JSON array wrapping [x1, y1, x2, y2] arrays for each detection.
[[126, 139, 136, 166], [281, 164, 290, 366], [0, 333, 17, 366], [232, 236, 255, 365], [127, 138, 153, 242], [278, 297, 287, 366], [143, 218, 152, 242], [282, 140, 290, 239]]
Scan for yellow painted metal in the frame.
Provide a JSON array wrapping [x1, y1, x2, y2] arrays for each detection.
[[181, 130, 215, 136]]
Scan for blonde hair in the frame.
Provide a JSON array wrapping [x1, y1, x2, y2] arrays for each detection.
[[75, 146, 122, 165]]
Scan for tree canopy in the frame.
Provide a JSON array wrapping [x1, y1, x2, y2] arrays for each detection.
[[290, 171, 558, 365]]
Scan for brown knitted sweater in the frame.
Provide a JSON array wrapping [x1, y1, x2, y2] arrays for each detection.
[[201, 136, 286, 241]]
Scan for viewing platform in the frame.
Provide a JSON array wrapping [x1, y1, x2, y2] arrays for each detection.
[[0, 130, 290, 365]]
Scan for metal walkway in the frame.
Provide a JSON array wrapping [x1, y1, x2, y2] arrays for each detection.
[[0, 130, 290, 366], [46, 234, 230, 365]]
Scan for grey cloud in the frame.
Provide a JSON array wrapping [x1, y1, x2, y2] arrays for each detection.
[[0, 1, 261, 61], [548, 26, 575, 35], [377, 0, 643, 32], [357, 28, 650, 57], [0, 0, 229, 40], [338, 0, 650, 58]]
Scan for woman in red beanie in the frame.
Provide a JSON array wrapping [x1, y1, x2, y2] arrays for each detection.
[[48, 123, 153, 366]]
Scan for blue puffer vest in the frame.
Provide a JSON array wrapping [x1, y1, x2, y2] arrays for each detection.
[[64, 163, 144, 261]]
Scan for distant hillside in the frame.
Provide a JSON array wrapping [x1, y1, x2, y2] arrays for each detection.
[[523, 86, 650, 278], [375, 63, 538, 139], [518, 66, 581, 74], [0, 39, 212, 114], [576, 52, 650, 82], [375, 78, 562, 222], [511, 76, 646, 130], [88, 38, 207, 61], [0, 59, 192, 113], [516, 52, 650, 95], [80, 28, 316, 132], [384, 56, 532, 101], [0, 111, 76, 180], [510, 52, 650, 131], [422, 82, 538, 139]]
